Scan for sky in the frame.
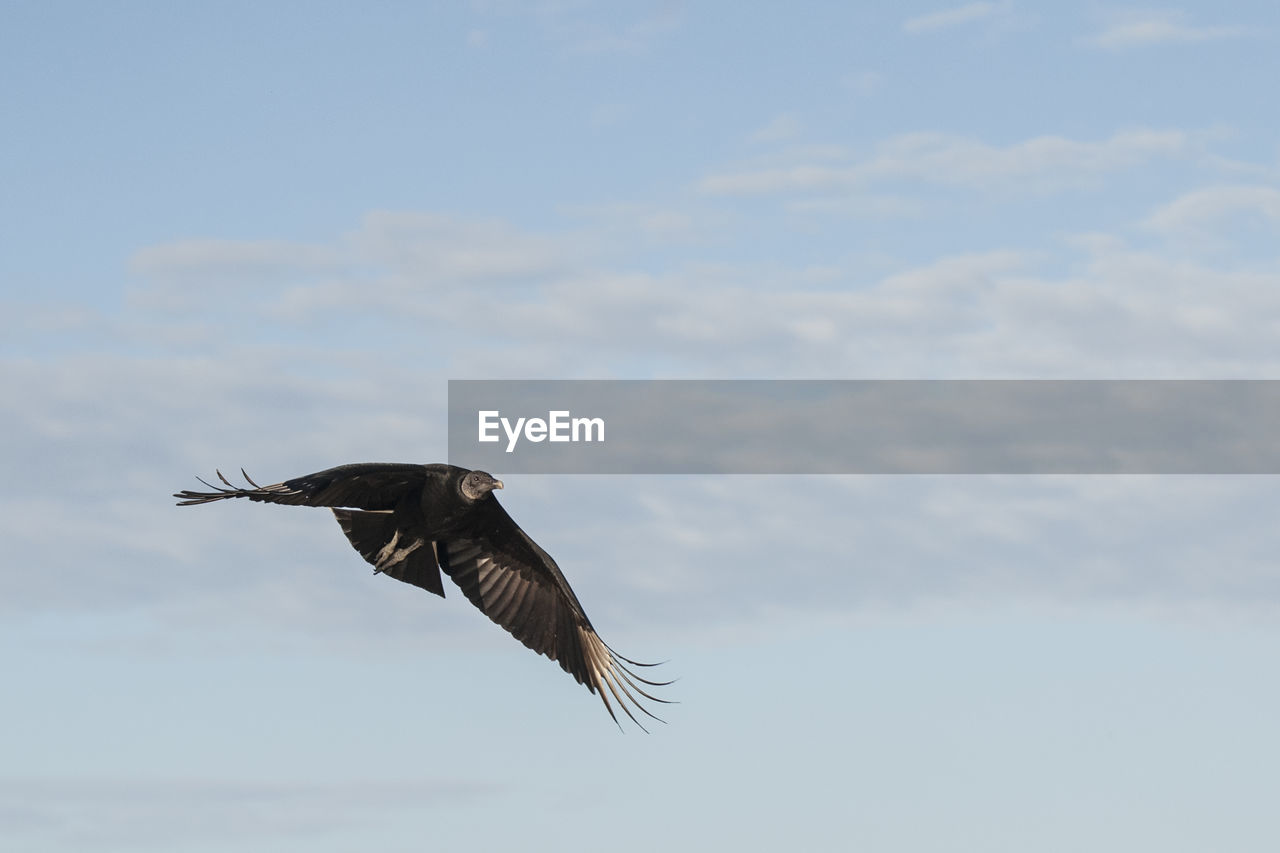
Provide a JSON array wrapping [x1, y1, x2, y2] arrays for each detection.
[[4, 1, 1280, 850]]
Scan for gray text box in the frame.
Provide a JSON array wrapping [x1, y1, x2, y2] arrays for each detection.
[[447, 380, 1280, 474]]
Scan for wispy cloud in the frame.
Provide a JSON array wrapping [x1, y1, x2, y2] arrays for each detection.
[[903, 1, 1007, 34], [564, 5, 683, 55], [749, 113, 803, 144], [350, 211, 576, 280], [561, 201, 719, 245], [112, 212, 1280, 384], [472, 0, 684, 55], [1085, 8, 1251, 49], [1141, 184, 1280, 257], [1145, 185, 1280, 235], [841, 70, 884, 96], [699, 128, 1191, 196], [128, 212, 581, 316], [131, 239, 346, 280], [8, 200, 1280, 652]]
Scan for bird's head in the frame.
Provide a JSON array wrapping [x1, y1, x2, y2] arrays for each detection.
[[460, 469, 504, 501]]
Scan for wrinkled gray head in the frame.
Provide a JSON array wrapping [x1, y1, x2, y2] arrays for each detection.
[[460, 469, 504, 501]]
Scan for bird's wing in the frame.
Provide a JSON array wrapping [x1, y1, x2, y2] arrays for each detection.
[[174, 463, 431, 510], [332, 509, 446, 598], [438, 499, 670, 730]]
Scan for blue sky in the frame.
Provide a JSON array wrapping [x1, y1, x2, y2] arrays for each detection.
[[4, 2, 1280, 850]]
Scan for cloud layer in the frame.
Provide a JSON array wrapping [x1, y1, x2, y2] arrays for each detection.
[[1086, 8, 1251, 49], [7, 120, 1280, 652]]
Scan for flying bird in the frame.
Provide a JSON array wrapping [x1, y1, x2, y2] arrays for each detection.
[[174, 463, 669, 729]]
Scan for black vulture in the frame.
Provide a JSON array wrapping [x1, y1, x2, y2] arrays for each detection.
[[174, 463, 669, 729]]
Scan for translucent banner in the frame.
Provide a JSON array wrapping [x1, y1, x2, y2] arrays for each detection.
[[447, 380, 1280, 474]]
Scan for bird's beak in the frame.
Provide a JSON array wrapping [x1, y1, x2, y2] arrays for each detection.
[[493, 479, 504, 490]]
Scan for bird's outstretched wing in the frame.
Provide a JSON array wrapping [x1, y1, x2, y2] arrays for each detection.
[[331, 508, 447, 598], [173, 464, 430, 510], [438, 499, 672, 731]]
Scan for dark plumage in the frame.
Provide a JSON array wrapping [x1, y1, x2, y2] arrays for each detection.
[[174, 463, 669, 729]]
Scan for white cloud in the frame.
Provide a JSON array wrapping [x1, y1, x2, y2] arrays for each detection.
[[699, 128, 1191, 196], [1085, 8, 1250, 49], [476, 0, 683, 55], [8, 192, 1280, 652], [561, 201, 718, 245], [111, 196, 1280, 384], [351, 210, 576, 280], [131, 239, 345, 279], [1144, 185, 1280, 235], [842, 70, 884, 96], [749, 113, 804, 144], [567, 7, 682, 55], [784, 193, 926, 218], [903, 1, 1006, 34], [128, 211, 582, 316]]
